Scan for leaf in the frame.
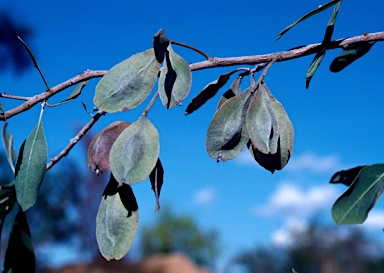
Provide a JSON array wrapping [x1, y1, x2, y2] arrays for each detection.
[[149, 158, 164, 212], [2, 122, 16, 173], [217, 77, 241, 109], [331, 164, 384, 225], [96, 185, 139, 261], [276, 0, 342, 40], [330, 41, 376, 72], [47, 81, 88, 107], [103, 174, 138, 217], [185, 70, 238, 115], [306, 1, 341, 88], [0, 100, 4, 113], [94, 49, 160, 113], [87, 121, 131, 174], [153, 29, 170, 63], [15, 109, 48, 211], [110, 116, 159, 185], [159, 44, 192, 109], [330, 166, 366, 186], [3, 208, 35, 273], [206, 88, 251, 162], [246, 84, 278, 154]]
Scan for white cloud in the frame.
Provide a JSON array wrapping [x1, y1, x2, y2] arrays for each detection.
[[363, 210, 384, 229], [254, 182, 340, 218], [285, 152, 345, 174], [271, 217, 307, 247], [193, 186, 216, 205]]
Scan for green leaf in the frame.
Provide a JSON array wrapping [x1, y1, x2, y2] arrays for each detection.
[[94, 49, 160, 113], [110, 116, 159, 185], [330, 41, 376, 72], [96, 188, 139, 261], [185, 70, 238, 115], [153, 29, 170, 63], [87, 121, 131, 174], [159, 44, 192, 109], [47, 81, 88, 107], [306, 1, 341, 88], [2, 122, 16, 173], [276, 0, 342, 40], [15, 109, 48, 211], [3, 208, 35, 273], [206, 88, 251, 162], [217, 76, 241, 109], [331, 164, 384, 225], [330, 166, 366, 186]]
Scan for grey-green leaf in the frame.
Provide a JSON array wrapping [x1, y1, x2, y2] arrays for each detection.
[[110, 116, 159, 185], [2, 122, 16, 173], [306, 48, 326, 89], [94, 49, 160, 113], [159, 44, 192, 109], [217, 76, 241, 109], [331, 164, 384, 225], [276, 0, 342, 40], [47, 81, 88, 107], [96, 193, 139, 261], [15, 109, 48, 211], [206, 88, 251, 162]]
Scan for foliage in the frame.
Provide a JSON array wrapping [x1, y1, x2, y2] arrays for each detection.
[[140, 206, 219, 268], [231, 222, 384, 273], [0, 1, 383, 270]]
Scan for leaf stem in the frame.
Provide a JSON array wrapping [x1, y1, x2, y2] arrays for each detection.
[[142, 91, 159, 117], [171, 40, 211, 60]]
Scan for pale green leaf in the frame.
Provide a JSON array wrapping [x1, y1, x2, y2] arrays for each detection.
[[159, 44, 192, 109], [94, 49, 160, 113], [2, 122, 16, 173], [332, 164, 384, 225], [276, 0, 342, 40], [110, 116, 159, 185], [47, 81, 88, 107], [206, 88, 251, 162], [15, 109, 47, 211], [96, 194, 139, 261]]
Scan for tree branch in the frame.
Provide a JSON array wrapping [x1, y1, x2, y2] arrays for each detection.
[[1, 31, 383, 122], [46, 110, 106, 171]]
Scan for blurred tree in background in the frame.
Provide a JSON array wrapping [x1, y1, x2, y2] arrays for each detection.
[[0, 10, 33, 73], [140, 206, 220, 269], [230, 222, 384, 273]]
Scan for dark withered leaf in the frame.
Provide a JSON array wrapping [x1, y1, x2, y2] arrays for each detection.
[[14, 140, 26, 178], [149, 158, 164, 212], [153, 29, 170, 63], [247, 140, 285, 174], [185, 71, 235, 115], [330, 41, 376, 73], [118, 183, 138, 217], [330, 166, 366, 186], [164, 51, 177, 109], [221, 131, 242, 151], [102, 173, 119, 198], [3, 208, 35, 273]]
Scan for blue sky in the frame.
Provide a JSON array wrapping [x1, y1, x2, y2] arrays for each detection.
[[1, 0, 384, 271]]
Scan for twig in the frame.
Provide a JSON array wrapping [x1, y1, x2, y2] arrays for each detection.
[[46, 110, 106, 171], [171, 40, 211, 60], [1, 31, 384, 122], [142, 91, 159, 117], [251, 55, 280, 94], [0, 93, 32, 101]]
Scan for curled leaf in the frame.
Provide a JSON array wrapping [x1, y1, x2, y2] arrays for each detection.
[[88, 121, 131, 174], [110, 116, 159, 185], [217, 77, 241, 109], [2, 122, 16, 173], [149, 158, 164, 212], [94, 49, 160, 113], [330, 166, 366, 186], [159, 44, 192, 109], [206, 88, 251, 162], [153, 29, 170, 63], [47, 81, 88, 107], [330, 41, 376, 72], [185, 70, 238, 115]]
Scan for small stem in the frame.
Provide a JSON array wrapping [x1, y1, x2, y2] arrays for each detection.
[[142, 91, 159, 117], [0, 93, 32, 101], [171, 40, 211, 60], [46, 111, 106, 171], [252, 55, 280, 93]]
